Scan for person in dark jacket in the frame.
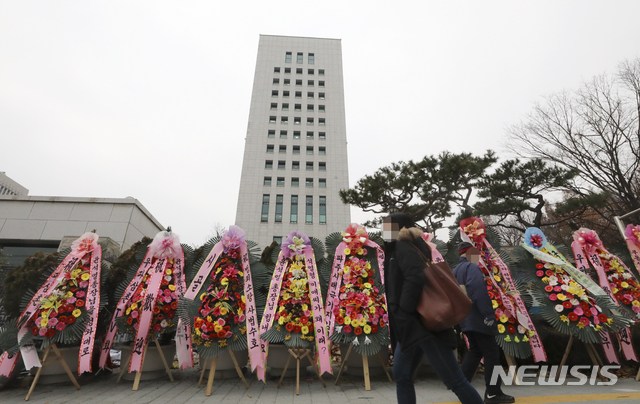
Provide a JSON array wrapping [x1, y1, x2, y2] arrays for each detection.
[[453, 242, 515, 404], [384, 213, 483, 404]]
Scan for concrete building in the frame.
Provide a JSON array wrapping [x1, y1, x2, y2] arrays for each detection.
[[0, 195, 164, 270], [235, 35, 351, 248], [0, 172, 28, 196]]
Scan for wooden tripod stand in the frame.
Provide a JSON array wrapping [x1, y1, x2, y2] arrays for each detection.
[[197, 350, 249, 396], [116, 338, 174, 390], [276, 348, 326, 395], [25, 343, 81, 401], [334, 345, 392, 391]]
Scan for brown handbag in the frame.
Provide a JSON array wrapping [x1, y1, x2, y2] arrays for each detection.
[[412, 244, 472, 332]]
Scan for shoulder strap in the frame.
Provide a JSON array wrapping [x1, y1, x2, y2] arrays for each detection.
[[410, 242, 430, 264]]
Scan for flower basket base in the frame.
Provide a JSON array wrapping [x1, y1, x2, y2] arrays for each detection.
[[275, 348, 326, 395], [198, 350, 249, 396], [557, 335, 607, 383], [335, 344, 392, 391], [26, 343, 81, 401], [117, 339, 175, 390]]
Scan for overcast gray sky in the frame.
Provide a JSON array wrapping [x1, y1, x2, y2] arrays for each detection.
[[2, 1, 640, 245]]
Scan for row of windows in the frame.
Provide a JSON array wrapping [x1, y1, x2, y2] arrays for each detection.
[[268, 130, 326, 140], [265, 160, 326, 170], [273, 78, 325, 87], [271, 90, 325, 99], [262, 194, 326, 224], [270, 103, 325, 112], [264, 177, 327, 188], [285, 52, 314, 64], [269, 116, 326, 125], [274, 67, 325, 75], [266, 145, 326, 154]]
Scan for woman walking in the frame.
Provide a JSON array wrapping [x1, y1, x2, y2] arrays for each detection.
[[383, 213, 483, 404]]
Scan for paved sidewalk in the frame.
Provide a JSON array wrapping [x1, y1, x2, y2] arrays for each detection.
[[2, 368, 640, 404]]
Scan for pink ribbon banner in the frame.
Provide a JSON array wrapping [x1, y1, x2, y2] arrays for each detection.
[[324, 240, 386, 339], [571, 241, 638, 362], [77, 246, 102, 375], [256, 252, 287, 382], [171, 251, 191, 370], [99, 249, 154, 369], [304, 248, 332, 375], [0, 250, 86, 377], [239, 243, 262, 375], [128, 258, 168, 372]]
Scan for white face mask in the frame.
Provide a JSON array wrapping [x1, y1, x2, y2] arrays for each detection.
[[382, 230, 394, 242]]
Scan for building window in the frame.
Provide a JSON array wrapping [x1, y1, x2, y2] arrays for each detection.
[[290, 195, 298, 223], [319, 69, 325, 75], [308, 53, 314, 64], [319, 132, 326, 140], [306, 178, 313, 187], [319, 92, 325, 99], [283, 91, 290, 97], [276, 177, 285, 186], [294, 103, 301, 111], [285, 67, 291, 74], [308, 68, 314, 75], [268, 129, 275, 138], [270, 103, 277, 110], [307, 117, 314, 125], [279, 145, 286, 153], [306, 162, 314, 170], [273, 78, 280, 85], [285, 52, 292, 63], [278, 160, 286, 169], [319, 105, 325, 112], [319, 178, 326, 188], [319, 146, 326, 155], [293, 131, 301, 139], [282, 103, 289, 111], [307, 104, 314, 112], [273, 236, 282, 244], [291, 177, 299, 187], [306, 196, 313, 223], [264, 176, 272, 186], [292, 161, 300, 170], [266, 144, 274, 153], [297, 52, 303, 63], [274, 67, 281, 73], [295, 91, 302, 98], [281, 116, 288, 124], [306, 131, 314, 140], [280, 130, 287, 138], [269, 116, 276, 123], [293, 145, 300, 154], [319, 81, 325, 87], [261, 194, 270, 222], [265, 160, 273, 169], [296, 68, 303, 74], [294, 117, 301, 125], [306, 146, 314, 155], [319, 162, 326, 171], [319, 196, 326, 224], [271, 90, 278, 97], [275, 194, 283, 222], [319, 118, 325, 125], [283, 78, 290, 85], [307, 92, 314, 98], [308, 80, 314, 86], [296, 79, 302, 86]]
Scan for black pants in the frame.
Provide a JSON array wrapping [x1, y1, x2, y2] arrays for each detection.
[[461, 331, 503, 396]]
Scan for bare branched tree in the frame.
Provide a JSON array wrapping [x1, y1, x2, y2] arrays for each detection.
[[507, 58, 640, 224]]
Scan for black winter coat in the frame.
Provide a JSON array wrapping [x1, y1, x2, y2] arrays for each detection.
[[384, 227, 457, 353]]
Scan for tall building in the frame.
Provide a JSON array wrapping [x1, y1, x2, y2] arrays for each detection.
[[0, 172, 28, 196], [236, 35, 351, 248]]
